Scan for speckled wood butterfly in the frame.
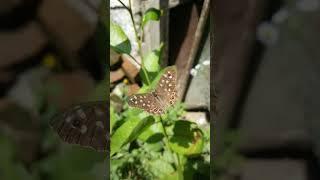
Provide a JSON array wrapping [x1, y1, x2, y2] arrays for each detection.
[[128, 66, 178, 114], [49, 101, 109, 152]]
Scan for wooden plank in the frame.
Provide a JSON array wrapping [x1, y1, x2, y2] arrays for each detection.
[[141, 0, 169, 66], [170, 3, 199, 99], [172, 0, 210, 101]]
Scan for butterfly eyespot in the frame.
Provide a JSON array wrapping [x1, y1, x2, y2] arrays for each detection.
[[71, 119, 81, 128], [170, 96, 175, 100], [96, 121, 104, 129], [76, 109, 86, 119], [80, 125, 87, 134], [65, 116, 73, 123]]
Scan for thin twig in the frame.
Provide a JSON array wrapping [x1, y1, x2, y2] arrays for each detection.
[[116, 0, 151, 85]]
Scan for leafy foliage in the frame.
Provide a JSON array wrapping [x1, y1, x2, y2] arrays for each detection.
[[142, 8, 163, 28]]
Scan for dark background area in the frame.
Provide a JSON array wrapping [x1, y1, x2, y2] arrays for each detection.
[[213, 0, 320, 179]]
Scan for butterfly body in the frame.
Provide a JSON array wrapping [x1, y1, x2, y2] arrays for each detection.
[[128, 66, 178, 115]]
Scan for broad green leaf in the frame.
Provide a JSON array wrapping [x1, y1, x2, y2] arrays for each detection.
[[138, 68, 151, 86], [142, 8, 162, 27], [161, 171, 180, 180], [125, 116, 155, 144], [110, 116, 155, 156], [169, 121, 204, 156], [143, 43, 163, 72], [138, 121, 163, 142], [110, 21, 131, 54], [143, 141, 163, 152], [110, 106, 118, 134], [149, 159, 175, 178]]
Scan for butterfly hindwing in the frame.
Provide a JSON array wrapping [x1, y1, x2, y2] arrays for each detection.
[[50, 102, 109, 152]]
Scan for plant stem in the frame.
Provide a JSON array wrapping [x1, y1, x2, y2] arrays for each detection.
[[128, 0, 142, 55], [176, 154, 183, 180], [159, 115, 183, 179], [117, 0, 151, 85]]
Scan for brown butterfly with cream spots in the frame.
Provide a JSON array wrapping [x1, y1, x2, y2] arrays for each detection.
[[49, 102, 109, 152], [128, 66, 178, 115]]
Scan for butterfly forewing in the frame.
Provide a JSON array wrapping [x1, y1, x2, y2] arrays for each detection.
[[50, 102, 109, 152], [155, 66, 178, 107]]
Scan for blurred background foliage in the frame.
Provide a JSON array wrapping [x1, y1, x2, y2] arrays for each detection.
[[0, 0, 108, 179]]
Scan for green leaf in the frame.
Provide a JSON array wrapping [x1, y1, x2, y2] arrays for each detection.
[[125, 116, 155, 144], [143, 43, 163, 73], [110, 116, 155, 156], [142, 8, 162, 27], [149, 159, 175, 178], [168, 121, 204, 156], [138, 121, 163, 142], [110, 106, 118, 134], [110, 21, 131, 54], [160, 171, 180, 180]]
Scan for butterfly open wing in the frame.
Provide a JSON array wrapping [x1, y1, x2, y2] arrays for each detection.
[[49, 102, 109, 152], [128, 66, 178, 115]]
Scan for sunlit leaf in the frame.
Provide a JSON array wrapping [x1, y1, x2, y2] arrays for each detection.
[[110, 116, 155, 156], [149, 159, 175, 178], [142, 8, 162, 27], [110, 21, 131, 54], [138, 122, 164, 142], [168, 121, 204, 156], [143, 43, 163, 72]]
